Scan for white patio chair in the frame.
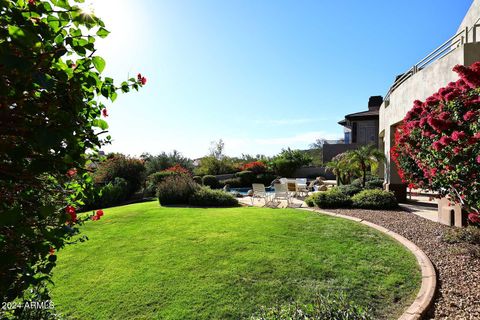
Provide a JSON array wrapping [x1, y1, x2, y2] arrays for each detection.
[[295, 178, 308, 197], [251, 183, 270, 206], [272, 183, 290, 206]]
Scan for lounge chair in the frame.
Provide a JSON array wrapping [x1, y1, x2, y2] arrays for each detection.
[[273, 183, 290, 206], [251, 183, 270, 206], [295, 178, 308, 197]]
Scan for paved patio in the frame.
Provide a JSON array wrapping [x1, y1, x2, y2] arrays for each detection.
[[237, 192, 441, 223]]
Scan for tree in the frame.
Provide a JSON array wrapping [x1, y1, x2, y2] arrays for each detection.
[[325, 152, 360, 185], [271, 148, 312, 177], [93, 153, 146, 197], [209, 139, 225, 160], [392, 62, 480, 223], [141, 150, 193, 176], [194, 139, 237, 175], [346, 144, 384, 187], [0, 0, 145, 311]]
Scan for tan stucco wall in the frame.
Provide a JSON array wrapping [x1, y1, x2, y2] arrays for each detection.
[[457, 0, 480, 42]]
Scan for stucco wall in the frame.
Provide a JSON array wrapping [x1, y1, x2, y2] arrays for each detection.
[[457, 0, 480, 43]]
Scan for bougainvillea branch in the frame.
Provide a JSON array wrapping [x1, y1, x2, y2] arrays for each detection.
[[392, 62, 480, 224], [0, 0, 146, 314]]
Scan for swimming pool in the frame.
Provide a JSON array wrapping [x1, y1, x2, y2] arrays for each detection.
[[229, 187, 274, 195]]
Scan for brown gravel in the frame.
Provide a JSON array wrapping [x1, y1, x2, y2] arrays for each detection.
[[326, 207, 480, 320]]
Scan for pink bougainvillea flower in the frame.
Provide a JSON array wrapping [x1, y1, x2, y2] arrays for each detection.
[[65, 205, 77, 222], [476, 155, 480, 164], [451, 131, 466, 141], [439, 135, 452, 146], [432, 141, 443, 151], [463, 110, 477, 121], [96, 209, 104, 217], [102, 108, 108, 117], [468, 212, 480, 223], [453, 64, 480, 88], [67, 168, 77, 177]]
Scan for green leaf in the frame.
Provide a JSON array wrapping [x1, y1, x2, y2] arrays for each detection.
[[93, 119, 109, 130], [96, 27, 110, 38], [110, 91, 118, 102], [92, 56, 105, 73], [54, 33, 64, 44]]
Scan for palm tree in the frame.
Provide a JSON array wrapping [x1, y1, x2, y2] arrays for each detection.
[[346, 144, 385, 187], [325, 152, 360, 185]]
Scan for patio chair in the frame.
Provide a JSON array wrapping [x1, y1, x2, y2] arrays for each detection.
[[295, 178, 308, 197], [251, 183, 270, 206], [272, 183, 290, 206]]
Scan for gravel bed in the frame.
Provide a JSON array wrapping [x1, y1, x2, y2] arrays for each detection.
[[325, 208, 480, 319]]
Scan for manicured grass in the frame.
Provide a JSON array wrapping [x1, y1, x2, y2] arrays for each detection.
[[51, 201, 420, 319]]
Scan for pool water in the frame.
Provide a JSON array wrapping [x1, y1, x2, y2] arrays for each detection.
[[229, 187, 274, 195]]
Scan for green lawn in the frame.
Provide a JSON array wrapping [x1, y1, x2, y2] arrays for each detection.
[[50, 201, 420, 320]]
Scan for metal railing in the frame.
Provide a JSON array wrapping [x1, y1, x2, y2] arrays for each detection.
[[384, 23, 480, 105]]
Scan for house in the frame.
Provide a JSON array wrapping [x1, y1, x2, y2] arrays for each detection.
[[379, 0, 480, 202], [322, 96, 382, 163]]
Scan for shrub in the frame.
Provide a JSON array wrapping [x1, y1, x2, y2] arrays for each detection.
[[392, 62, 480, 223], [189, 187, 239, 207], [442, 226, 480, 245], [98, 178, 130, 208], [250, 293, 373, 320], [241, 161, 266, 173], [202, 175, 220, 188], [235, 170, 255, 185], [193, 176, 203, 184], [164, 164, 190, 175], [94, 153, 146, 197], [304, 194, 316, 207], [0, 0, 145, 306], [365, 178, 384, 190], [312, 188, 352, 208], [144, 171, 177, 197], [157, 175, 200, 206], [352, 189, 398, 210], [338, 184, 363, 196], [220, 177, 244, 188]]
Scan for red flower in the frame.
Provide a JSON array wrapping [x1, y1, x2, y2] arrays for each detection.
[[66, 205, 77, 222], [463, 111, 476, 121], [451, 131, 466, 141], [49, 247, 55, 255], [164, 164, 190, 175], [432, 141, 443, 151], [468, 213, 480, 224], [28, 0, 35, 5], [439, 135, 452, 146], [102, 108, 108, 117], [137, 73, 142, 81], [91, 215, 100, 221], [476, 155, 480, 164], [67, 168, 77, 177], [141, 77, 147, 85], [96, 209, 104, 217], [453, 64, 480, 88]]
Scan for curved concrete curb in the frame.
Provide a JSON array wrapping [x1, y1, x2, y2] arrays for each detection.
[[298, 207, 436, 320]]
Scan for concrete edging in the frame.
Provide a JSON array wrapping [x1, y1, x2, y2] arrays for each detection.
[[299, 207, 436, 320]]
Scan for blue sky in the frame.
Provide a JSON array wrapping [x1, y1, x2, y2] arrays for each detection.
[[91, 0, 473, 158]]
